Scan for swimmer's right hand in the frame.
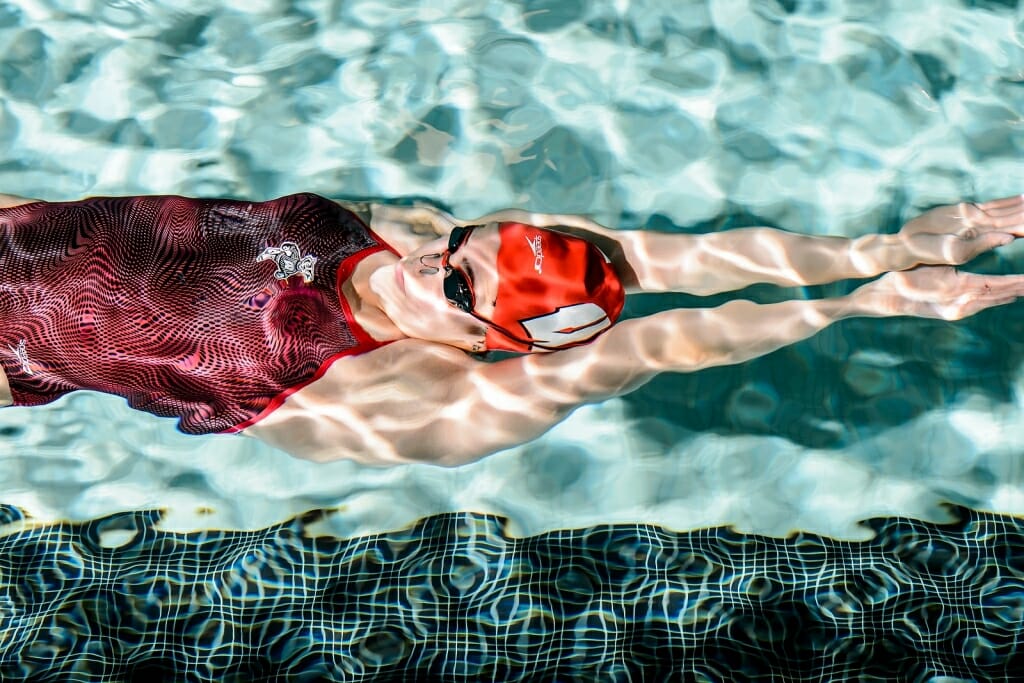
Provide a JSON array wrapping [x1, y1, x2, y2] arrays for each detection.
[[852, 266, 1024, 321], [899, 195, 1024, 266]]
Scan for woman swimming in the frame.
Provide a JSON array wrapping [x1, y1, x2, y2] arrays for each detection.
[[1, 192, 1022, 465]]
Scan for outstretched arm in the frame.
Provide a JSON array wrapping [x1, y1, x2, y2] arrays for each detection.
[[361, 196, 1024, 296], [475, 197, 1024, 295], [249, 265, 1024, 466], [392, 266, 1024, 466], [259, 297, 858, 467]]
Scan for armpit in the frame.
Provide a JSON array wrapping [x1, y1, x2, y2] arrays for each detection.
[[336, 200, 373, 228]]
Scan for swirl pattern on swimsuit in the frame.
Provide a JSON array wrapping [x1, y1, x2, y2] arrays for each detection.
[[0, 193, 391, 434]]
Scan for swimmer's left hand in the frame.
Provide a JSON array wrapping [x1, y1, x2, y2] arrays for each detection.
[[898, 195, 1024, 266], [853, 265, 1024, 321]]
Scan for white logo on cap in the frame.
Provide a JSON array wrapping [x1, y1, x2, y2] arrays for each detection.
[[525, 234, 543, 274], [520, 303, 610, 349]]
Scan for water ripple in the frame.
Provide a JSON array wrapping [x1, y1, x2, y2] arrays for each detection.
[[0, 505, 1019, 680]]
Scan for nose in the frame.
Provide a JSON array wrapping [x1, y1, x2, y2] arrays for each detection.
[[418, 252, 443, 274]]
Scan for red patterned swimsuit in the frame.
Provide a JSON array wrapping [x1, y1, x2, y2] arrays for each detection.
[[0, 193, 396, 434]]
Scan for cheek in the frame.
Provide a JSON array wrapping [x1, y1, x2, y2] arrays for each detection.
[[388, 266, 482, 342], [396, 292, 456, 332], [401, 285, 447, 321]]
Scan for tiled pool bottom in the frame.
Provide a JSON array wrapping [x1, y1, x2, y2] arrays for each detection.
[[0, 504, 1017, 682]]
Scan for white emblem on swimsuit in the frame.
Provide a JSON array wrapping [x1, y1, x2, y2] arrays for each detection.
[[8, 339, 32, 376], [257, 241, 317, 283]]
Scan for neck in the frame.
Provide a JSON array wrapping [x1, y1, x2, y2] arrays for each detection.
[[342, 252, 407, 343]]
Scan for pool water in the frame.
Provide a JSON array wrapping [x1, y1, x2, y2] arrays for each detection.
[[0, 0, 1023, 680]]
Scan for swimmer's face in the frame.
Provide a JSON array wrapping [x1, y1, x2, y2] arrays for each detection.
[[371, 224, 501, 350]]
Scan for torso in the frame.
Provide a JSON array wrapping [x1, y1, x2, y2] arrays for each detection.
[[0, 193, 402, 434]]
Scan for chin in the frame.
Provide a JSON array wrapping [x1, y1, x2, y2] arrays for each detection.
[[402, 327, 473, 350]]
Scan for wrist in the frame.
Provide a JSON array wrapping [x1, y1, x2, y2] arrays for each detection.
[[850, 234, 918, 276], [845, 288, 895, 319], [799, 295, 874, 328]]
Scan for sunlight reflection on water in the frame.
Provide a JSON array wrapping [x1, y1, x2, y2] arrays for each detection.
[[0, 0, 1022, 543]]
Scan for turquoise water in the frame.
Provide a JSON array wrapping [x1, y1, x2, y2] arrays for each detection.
[[1, 0, 1024, 536], [1, 1, 1024, 678], [2, 0, 1022, 540]]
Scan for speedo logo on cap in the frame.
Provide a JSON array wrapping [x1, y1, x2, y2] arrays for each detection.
[[525, 234, 543, 274]]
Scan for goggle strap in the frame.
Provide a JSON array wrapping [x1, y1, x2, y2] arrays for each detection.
[[468, 311, 563, 353]]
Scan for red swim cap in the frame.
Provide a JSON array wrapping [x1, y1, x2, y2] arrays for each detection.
[[484, 222, 625, 353]]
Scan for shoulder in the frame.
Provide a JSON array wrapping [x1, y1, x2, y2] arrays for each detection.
[[335, 201, 459, 256], [241, 339, 481, 465], [333, 199, 373, 226]]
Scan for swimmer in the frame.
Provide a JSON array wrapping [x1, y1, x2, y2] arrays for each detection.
[[1, 192, 1023, 466]]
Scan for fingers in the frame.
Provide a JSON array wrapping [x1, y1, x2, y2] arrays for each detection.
[[964, 196, 1024, 234], [983, 210, 1024, 230], [940, 271, 1024, 306], [975, 195, 1024, 212], [893, 266, 1024, 320], [974, 273, 1024, 299], [957, 274, 1024, 317], [978, 232, 1015, 249], [978, 197, 1024, 230]]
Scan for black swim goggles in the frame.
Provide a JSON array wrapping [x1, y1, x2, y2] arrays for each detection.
[[419, 224, 479, 313]]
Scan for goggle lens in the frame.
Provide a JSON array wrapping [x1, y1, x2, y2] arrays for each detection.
[[442, 226, 475, 313]]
